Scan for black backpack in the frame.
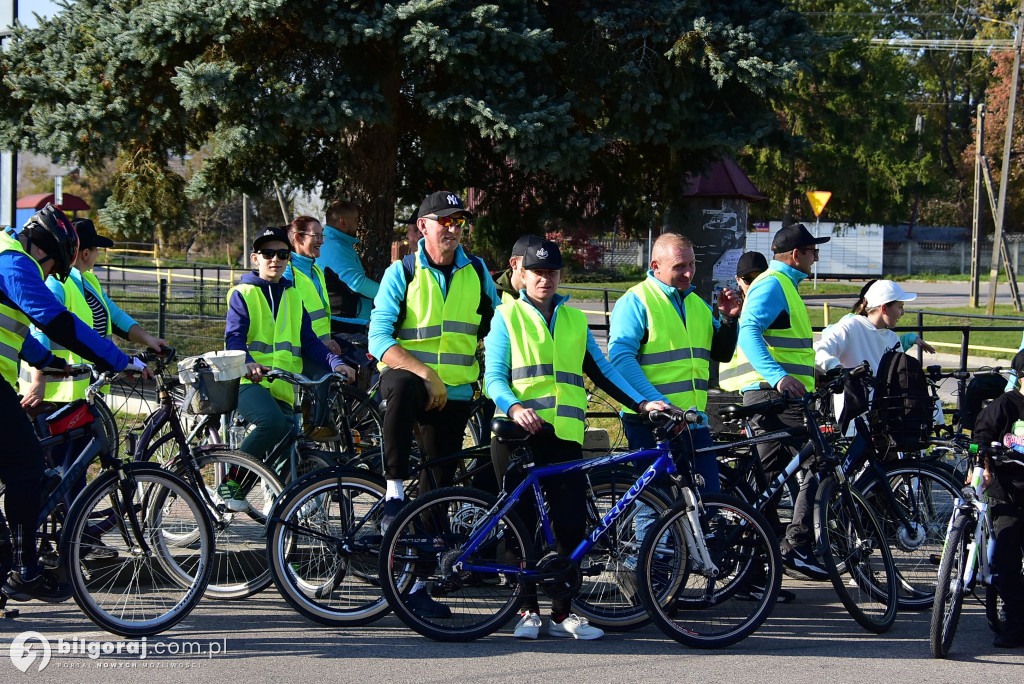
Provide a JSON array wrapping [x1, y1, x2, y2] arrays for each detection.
[[870, 350, 934, 455]]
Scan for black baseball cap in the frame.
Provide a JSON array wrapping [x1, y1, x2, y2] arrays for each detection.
[[771, 223, 830, 253], [417, 190, 474, 220], [252, 226, 291, 251], [735, 251, 768, 279], [511, 234, 542, 258], [72, 218, 114, 249], [522, 239, 563, 270]]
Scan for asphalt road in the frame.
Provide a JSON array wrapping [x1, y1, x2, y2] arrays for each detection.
[[1, 578, 1020, 683]]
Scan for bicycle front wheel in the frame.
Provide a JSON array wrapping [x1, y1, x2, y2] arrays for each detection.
[[929, 513, 972, 657], [857, 461, 959, 610], [267, 466, 389, 626], [63, 463, 214, 638], [378, 486, 532, 642], [638, 494, 782, 648], [572, 470, 675, 631], [815, 476, 898, 633], [171, 448, 284, 599]]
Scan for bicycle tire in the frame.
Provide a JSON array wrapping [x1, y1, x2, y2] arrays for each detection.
[[815, 476, 899, 633], [929, 513, 972, 657], [62, 462, 214, 637], [571, 469, 675, 631], [638, 493, 782, 648], [378, 486, 533, 642], [266, 466, 390, 626], [167, 448, 284, 599], [856, 461, 959, 610]]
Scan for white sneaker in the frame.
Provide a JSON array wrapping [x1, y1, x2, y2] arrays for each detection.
[[513, 611, 542, 639], [548, 614, 604, 640]]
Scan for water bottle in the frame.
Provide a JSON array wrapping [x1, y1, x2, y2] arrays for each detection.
[[1013, 420, 1024, 437], [229, 422, 246, 450]]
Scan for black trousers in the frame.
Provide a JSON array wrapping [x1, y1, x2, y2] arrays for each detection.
[[0, 379, 45, 574], [992, 501, 1024, 635], [379, 369, 472, 496], [491, 430, 586, 616], [743, 387, 816, 548]]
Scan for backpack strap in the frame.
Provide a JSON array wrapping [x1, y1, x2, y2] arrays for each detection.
[[393, 252, 491, 338]]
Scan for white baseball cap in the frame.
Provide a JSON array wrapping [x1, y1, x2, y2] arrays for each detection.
[[864, 280, 917, 309]]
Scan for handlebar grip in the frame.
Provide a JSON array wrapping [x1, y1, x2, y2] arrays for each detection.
[[648, 409, 704, 425]]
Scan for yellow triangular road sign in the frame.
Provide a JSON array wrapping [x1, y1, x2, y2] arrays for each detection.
[[807, 191, 832, 218]]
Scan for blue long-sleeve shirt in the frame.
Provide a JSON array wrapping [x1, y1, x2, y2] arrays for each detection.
[[225, 271, 342, 371], [484, 292, 646, 415], [318, 227, 378, 323], [0, 249, 129, 373], [737, 260, 809, 390], [608, 272, 724, 403], [369, 240, 500, 402], [31, 268, 140, 350]]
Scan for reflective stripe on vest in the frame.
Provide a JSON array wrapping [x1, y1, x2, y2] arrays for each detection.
[[291, 265, 332, 342], [718, 345, 755, 392], [500, 297, 589, 444], [622, 278, 713, 414], [20, 273, 95, 401], [744, 269, 814, 392], [381, 252, 482, 386], [0, 232, 41, 388], [231, 284, 304, 404]]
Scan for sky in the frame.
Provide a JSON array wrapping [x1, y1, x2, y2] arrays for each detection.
[[11, 0, 56, 28]]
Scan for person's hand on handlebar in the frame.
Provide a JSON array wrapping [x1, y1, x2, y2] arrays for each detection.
[[124, 356, 154, 381], [509, 403, 544, 434], [776, 375, 806, 399], [246, 362, 271, 383], [20, 378, 46, 409], [332, 363, 356, 383]]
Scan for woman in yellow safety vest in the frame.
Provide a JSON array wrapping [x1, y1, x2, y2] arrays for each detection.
[[222, 227, 353, 508], [483, 238, 669, 641]]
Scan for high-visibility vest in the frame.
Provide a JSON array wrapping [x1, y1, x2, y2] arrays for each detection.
[[291, 264, 332, 342], [383, 252, 483, 386], [621, 279, 713, 413], [501, 297, 589, 444], [0, 232, 36, 389], [19, 272, 95, 401], [718, 345, 753, 392], [743, 269, 814, 392], [231, 284, 304, 404]]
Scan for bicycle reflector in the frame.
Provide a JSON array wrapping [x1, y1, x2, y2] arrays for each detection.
[[46, 399, 95, 436]]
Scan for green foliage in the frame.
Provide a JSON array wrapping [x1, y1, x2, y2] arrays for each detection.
[[0, 1, 816, 274]]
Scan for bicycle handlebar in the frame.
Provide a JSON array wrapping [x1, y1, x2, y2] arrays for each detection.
[[263, 368, 351, 386], [647, 408, 704, 426]]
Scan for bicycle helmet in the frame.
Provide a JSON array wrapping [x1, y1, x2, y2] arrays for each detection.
[[22, 203, 79, 281]]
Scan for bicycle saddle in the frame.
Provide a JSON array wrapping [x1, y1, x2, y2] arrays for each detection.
[[491, 418, 554, 444]]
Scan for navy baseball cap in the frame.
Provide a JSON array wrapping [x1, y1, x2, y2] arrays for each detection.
[[522, 239, 563, 270], [417, 191, 474, 220], [252, 226, 291, 251], [771, 223, 830, 253]]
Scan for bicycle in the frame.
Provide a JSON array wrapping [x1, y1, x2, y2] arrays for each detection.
[[376, 411, 782, 646], [0, 366, 214, 637], [929, 438, 1024, 657], [709, 364, 900, 633]]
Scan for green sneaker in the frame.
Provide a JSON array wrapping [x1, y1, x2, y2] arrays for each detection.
[[217, 480, 249, 512]]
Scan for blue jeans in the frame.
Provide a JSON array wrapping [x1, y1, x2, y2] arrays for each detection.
[[623, 416, 719, 546]]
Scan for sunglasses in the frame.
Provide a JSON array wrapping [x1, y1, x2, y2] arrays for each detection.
[[799, 247, 820, 255], [426, 215, 469, 228], [254, 248, 291, 261]]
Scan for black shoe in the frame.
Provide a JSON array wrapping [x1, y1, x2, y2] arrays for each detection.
[[0, 543, 12, 579], [81, 535, 118, 561], [406, 588, 452, 619], [2, 569, 73, 603], [737, 585, 797, 603], [780, 541, 829, 581], [994, 628, 1024, 649], [380, 497, 406, 535]]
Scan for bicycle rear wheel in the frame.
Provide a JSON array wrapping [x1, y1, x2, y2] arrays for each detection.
[[267, 467, 389, 626], [929, 513, 972, 657], [170, 448, 284, 599], [638, 494, 782, 648], [572, 470, 675, 631], [857, 461, 959, 610], [378, 486, 532, 642], [816, 476, 898, 634], [63, 463, 214, 637]]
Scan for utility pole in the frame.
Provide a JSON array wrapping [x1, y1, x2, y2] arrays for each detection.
[[0, 1, 17, 230], [987, 1, 1024, 315], [971, 104, 985, 308]]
